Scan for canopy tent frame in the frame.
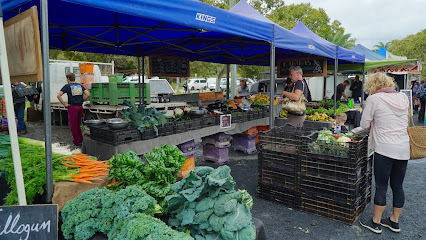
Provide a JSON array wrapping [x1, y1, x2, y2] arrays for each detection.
[[2, 0, 356, 204]]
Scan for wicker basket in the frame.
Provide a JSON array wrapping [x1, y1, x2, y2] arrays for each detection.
[[408, 113, 426, 159]]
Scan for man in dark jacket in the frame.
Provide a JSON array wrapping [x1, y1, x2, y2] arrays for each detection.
[[350, 75, 362, 103], [12, 82, 28, 135]]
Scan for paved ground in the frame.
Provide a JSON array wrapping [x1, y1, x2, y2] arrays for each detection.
[[20, 112, 426, 240]]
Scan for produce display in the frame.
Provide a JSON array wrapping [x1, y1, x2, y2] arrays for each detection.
[[307, 129, 357, 157], [62, 154, 110, 184], [305, 112, 334, 121], [107, 145, 186, 209], [167, 166, 256, 240], [61, 185, 193, 240], [121, 100, 168, 135], [250, 93, 279, 105], [0, 135, 93, 205], [279, 110, 288, 118]]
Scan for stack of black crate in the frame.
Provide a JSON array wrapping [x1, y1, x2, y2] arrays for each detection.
[[300, 132, 372, 224], [257, 125, 313, 210]]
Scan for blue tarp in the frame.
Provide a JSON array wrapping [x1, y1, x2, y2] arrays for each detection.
[[290, 22, 364, 63], [350, 44, 385, 61], [230, 0, 336, 60], [0, 0, 29, 12]]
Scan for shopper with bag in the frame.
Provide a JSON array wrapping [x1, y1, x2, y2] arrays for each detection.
[[351, 73, 409, 234], [280, 66, 309, 127]]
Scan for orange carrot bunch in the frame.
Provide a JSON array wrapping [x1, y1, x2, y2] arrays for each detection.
[[63, 153, 110, 184]]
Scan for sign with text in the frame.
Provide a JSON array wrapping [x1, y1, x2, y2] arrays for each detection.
[[220, 114, 232, 129], [149, 55, 190, 77], [278, 57, 327, 78], [0, 204, 58, 240], [0, 6, 43, 83]]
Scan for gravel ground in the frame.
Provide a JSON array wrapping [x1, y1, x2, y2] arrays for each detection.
[[19, 113, 426, 240]]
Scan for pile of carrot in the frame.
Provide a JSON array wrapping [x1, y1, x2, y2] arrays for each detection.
[[63, 153, 110, 184]]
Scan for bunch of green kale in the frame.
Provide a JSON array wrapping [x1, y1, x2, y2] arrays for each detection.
[[166, 166, 256, 240]]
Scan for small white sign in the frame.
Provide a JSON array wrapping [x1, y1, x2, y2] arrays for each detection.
[[220, 114, 232, 129]]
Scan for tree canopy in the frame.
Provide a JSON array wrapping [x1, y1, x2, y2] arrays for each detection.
[[391, 30, 426, 77]]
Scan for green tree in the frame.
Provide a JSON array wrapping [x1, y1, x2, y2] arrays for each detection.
[[326, 30, 356, 49], [391, 30, 426, 77], [373, 41, 391, 51]]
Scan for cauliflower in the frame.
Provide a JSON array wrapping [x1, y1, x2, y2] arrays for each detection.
[[174, 108, 184, 116]]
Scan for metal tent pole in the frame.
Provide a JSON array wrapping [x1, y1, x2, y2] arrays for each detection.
[[137, 56, 141, 104], [333, 59, 338, 116], [41, 0, 53, 203], [361, 63, 365, 106], [226, 64, 230, 100], [0, 2, 27, 205], [142, 56, 145, 104], [269, 42, 275, 128]]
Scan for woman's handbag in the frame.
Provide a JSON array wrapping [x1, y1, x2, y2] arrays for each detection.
[[281, 80, 307, 115], [408, 109, 426, 159]]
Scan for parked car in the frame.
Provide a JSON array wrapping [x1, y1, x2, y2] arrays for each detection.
[[184, 78, 208, 91], [207, 78, 217, 91]]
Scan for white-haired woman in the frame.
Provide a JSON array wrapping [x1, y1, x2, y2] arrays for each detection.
[[354, 73, 409, 234]]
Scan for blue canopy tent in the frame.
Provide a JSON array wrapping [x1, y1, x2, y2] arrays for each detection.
[[2, 0, 344, 202], [230, 0, 365, 112], [351, 44, 385, 60]]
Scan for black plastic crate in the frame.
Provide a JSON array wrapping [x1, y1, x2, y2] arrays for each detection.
[[231, 112, 243, 123], [258, 165, 298, 190], [202, 115, 217, 127], [303, 132, 369, 162], [191, 118, 202, 130], [247, 111, 254, 121], [258, 125, 313, 155], [300, 174, 372, 205], [258, 182, 301, 210], [301, 155, 370, 184], [259, 150, 299, 175], [157, 122, 174, 136], [301, 190, 371, 225], [175, 121, 186, 133], [13, 87, 39, 98], [141, 126, 155, 140], [90, 126, 141, 145]]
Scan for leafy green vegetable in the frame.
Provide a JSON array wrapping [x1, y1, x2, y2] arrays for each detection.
[[61, 185, 191, 240], [108, 145, 186, 211], [120, 100, 167, 135], [166, 166, 256, 240], [0, 143, 77, 205]]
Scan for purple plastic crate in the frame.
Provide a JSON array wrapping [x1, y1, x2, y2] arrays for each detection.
[[178, 139, 196, 153], [232, 133, 257, 140], [202, 139, 231, 148], [202, 144, 229, 165], [202, 133, 231, 143], [232, 135, 257, 154], [183, 149, 196, 159]]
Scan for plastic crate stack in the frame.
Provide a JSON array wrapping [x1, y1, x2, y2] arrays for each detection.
[[232, 127, 258, 154], [177, 140, 196, 178], [257, 125, 313, 210], [201, 133, 231, 165], [300, 132, 372, 225]]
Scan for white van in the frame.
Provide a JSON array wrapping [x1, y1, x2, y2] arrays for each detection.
[[186, 78, 208, 90]]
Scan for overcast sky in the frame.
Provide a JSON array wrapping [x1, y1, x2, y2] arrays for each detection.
[[284, 0, 426, 50]]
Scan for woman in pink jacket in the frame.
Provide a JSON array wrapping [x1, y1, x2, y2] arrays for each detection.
[[354, 73, 409, 234]]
